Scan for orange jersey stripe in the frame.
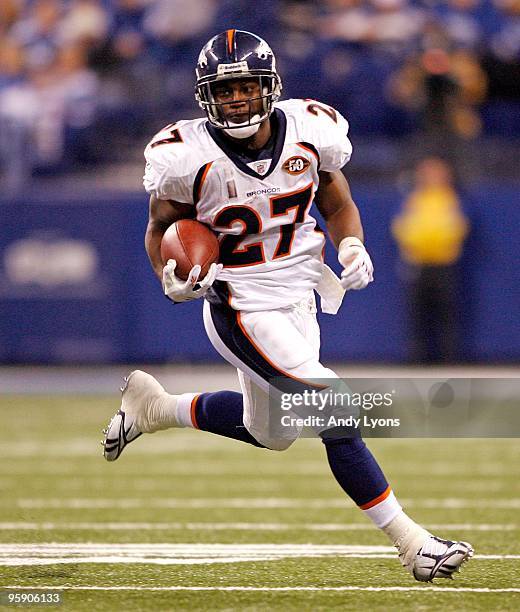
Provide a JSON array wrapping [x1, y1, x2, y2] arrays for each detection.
[[297, 142, 319, 162], [190, 394, 200, 429], [196, 161, 213, 203], [359, 486, 392, 510]]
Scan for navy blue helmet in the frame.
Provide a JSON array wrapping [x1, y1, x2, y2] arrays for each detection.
[[195, 29, 282, 130]]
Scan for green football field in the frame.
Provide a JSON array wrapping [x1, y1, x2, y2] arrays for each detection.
[[0, 394, 519, 611]]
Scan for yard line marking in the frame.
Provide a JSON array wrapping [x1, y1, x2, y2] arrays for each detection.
[[0, 522, 517, 532], [11, 497, 520, 509], [0, 543, 393, 567], [0, 544, 518, 566], [3, 585, 520, 593], [0, 544, 396, 553], [0, 557, 276, 566], [0, 543, 517, 556]]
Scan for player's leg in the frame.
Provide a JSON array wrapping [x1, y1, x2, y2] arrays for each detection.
[[202, 297, 323, 450], [188, 382, 266, 448], [102, 368, 263, 462], [205, 296, 473, 580], [103, 295, 473, 580], [103, 294, 316, 460], [321, 430, 473, 580]]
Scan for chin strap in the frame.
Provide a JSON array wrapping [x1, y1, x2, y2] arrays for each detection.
[[221, 115, 262, 139]]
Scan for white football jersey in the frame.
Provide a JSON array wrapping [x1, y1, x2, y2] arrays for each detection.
[[143, 98, 352, 311]]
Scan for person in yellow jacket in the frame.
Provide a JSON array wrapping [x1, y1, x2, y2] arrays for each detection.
[[392, 157, 469, 362]]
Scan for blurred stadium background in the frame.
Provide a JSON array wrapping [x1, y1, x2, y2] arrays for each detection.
[[1, 3, 520, 609]]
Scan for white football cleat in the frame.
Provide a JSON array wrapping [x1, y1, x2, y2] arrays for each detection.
[[410, 536, 474, 582], [102, 370, 166, 462]]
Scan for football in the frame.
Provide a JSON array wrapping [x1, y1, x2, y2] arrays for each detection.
[[160, 219, 219, 281]]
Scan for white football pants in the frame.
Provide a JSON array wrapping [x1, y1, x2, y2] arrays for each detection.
[[203, 293, 339, 450]]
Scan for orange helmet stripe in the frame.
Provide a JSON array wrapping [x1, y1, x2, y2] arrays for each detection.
[[226, 29, 235, 55]]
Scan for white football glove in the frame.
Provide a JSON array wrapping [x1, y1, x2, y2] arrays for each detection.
[[338, 237, 374, 291], [162, 259, 222, 303]]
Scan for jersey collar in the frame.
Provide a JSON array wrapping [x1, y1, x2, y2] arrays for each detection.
[[206, 108, 287, 180]]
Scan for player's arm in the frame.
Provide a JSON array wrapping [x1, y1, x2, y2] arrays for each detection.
[[145, 194, 194, 281], [145, 195, 221, 303], [314, 170, 374, 290], [314, 170, 363, 248]]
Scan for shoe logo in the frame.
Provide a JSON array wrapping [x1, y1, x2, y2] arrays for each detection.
[[283, 156, 310, 175]]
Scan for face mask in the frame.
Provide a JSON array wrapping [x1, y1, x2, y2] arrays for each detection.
[[221, 115, 262, 139]]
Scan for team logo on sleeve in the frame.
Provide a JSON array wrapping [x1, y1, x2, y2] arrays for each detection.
[[282, 156, 311, 175]]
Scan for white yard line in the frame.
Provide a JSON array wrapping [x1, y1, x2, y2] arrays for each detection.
[[0, 544, 518, 566], [2, 585, 520, 593], [0, 544, 396, 554], [0, 522, 517, 532], [10, 497, 520, 509]]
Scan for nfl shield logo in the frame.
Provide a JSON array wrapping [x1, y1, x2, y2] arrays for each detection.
[[253, 161, 269, 175]]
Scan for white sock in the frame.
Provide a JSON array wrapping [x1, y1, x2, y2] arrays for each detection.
[[176, 392, 201, 428], [137, 392, 198, 432], [361, 488, 402, 528], [382, 510, 431, 569]]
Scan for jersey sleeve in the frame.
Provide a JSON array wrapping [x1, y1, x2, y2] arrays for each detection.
[[304, 101, 353, 172], [143, 139, 194, 204]]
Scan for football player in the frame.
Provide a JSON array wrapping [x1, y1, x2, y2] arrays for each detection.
[[103, 29, 473, 582]]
